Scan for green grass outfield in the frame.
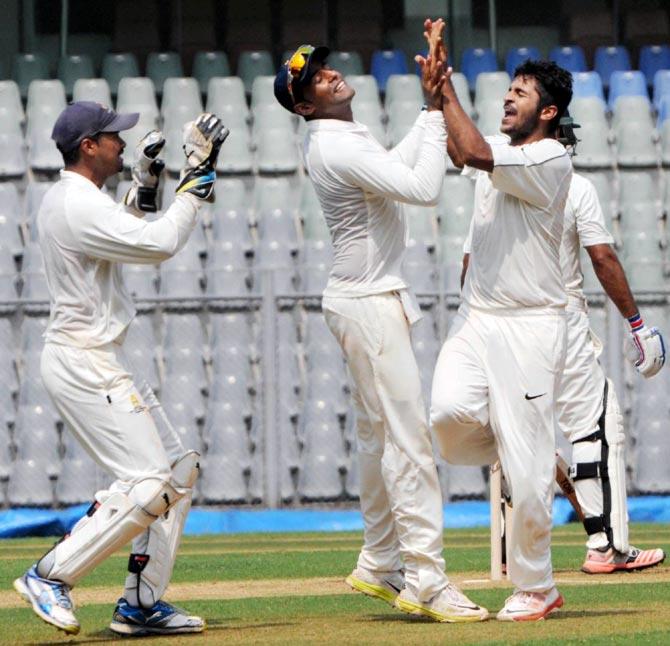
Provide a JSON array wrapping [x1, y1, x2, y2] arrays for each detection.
[[1, 522, 669, 644]]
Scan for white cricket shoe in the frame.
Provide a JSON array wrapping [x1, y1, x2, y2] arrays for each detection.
[[496, 587, 563, 621], [13, 565, 80, 635], [345, 567, 405, 605], [394, 583, 489, 623]]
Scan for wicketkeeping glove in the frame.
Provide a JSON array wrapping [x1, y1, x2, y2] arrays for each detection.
[[176, 113, 229, 202], [123, 130, 166, 213], [624, 324, 666, 378]]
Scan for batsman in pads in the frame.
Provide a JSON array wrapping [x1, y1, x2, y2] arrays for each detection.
[[429, 51, 573, 620], [273, 20, 488, 623], [551, 119, 665, 574], [13, 101, 228, 636]]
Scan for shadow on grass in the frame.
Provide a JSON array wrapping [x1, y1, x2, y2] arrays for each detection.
[[554, 608, 642, 619]]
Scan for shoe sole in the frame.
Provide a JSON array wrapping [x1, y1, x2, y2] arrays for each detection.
[[13, 577, 80, 636], [345, 575, 398, 606], [582, 553, 666, 575], [498, 593, 564, 622], [109, 620, 206, 636], [394, 597, 489, 623]]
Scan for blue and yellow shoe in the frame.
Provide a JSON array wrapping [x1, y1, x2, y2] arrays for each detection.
[[109, 598, 206, 636], [13, 565, 80, 635]]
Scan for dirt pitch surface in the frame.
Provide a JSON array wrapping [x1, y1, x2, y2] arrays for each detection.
[[1, 523, 669, 644]]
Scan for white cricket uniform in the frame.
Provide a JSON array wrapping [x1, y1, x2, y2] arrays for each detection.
[[303, 111, 450, 601], [556, 173, 629, 552], [38, 169, 200, 604], [431, 136, 572, 592]]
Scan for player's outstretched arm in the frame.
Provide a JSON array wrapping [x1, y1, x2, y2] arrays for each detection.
[[587, 243, 666, 378]]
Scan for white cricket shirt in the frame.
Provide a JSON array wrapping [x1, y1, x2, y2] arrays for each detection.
[[303, 111, 447, 299], [461, 135, 572, 311], [38, 170, 200, 348], [561, 172, 614, 306]]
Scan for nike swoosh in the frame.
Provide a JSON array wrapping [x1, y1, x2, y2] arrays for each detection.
[[384, 581, 402, 593], [524, 393, 546, 400]]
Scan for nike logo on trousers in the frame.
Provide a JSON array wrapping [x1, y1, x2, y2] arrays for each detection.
[[524, 393, 546, 400]]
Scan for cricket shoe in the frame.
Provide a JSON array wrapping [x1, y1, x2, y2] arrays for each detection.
[[345, 567, 404, 606], [581, 545, 666, 574], [496, 587, 563, 622], [394, 583, 489, 623], [13, 565, 80, 635], [109, 598, 206, 636]]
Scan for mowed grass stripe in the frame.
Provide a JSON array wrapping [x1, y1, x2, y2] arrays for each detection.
[[2, 583, 670, 645]]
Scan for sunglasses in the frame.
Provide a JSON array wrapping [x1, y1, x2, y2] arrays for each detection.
[[286, 44, 315, 105]]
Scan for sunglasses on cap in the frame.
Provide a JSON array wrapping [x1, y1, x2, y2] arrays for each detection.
[[285, 44, 316, 105]]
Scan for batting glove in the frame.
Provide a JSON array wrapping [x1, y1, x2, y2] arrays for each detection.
[[123, 130, 166, 213], [176, 113, 229, 202], [624, 322, 666, 378]]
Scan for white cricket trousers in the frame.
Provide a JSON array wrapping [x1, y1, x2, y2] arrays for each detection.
[[40, 339, 189, 604], [323, 293, 449, 602], [430, 306, 567, 593], [556, 307, 628, 552]]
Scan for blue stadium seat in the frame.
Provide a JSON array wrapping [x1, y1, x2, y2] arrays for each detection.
[[505, 46, 541, 77], [370, 49, 408, 93], [639, 45, 670, 87], [594, 46, 631, 88], [653, 69, 670, 110], [658, 95, 670, 127], [460, 47, 498, 91], [608, 70, 648, 110], [572, 71, 606, 104], [549, 45, 587, 72]]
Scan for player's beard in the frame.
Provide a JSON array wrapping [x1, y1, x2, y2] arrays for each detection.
[[507, 108, 541, 144]]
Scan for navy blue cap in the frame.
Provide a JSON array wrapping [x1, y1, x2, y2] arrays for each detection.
[[51, 101, 139, 153], [274, 46, 330, 113]]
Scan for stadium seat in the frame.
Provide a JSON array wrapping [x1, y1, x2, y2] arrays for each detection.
[[12, 53, 50, 99], [639, 45, 670, 87], [27, 127, 62, 174], [20, 242, 50, 304], [237, 50, 274, 94], [101, 52, 140, 97], [346, 74, 381, 106], [440, 235, 466, 293], [116, 77, 159, 124], [403, 240, 437, 294], [206, 76, 249, 124], [474, 72, 510, 114], [608, 70, 648, 111], [0, 134, 27, 178], [250, 75, 277, 112], [370, 49, 408, 93], [161, 77, 202, 120], [192, 51, 231, 95], [329, 50, 365, 76], [660, 109, 670, 165], [653, 70, 670, 111], [594, 46, 631, 88], [146, 52, 183, 95], [549, 45, 587, 72], [0, 183, 23, 256], [158, 242, 204, 301], [14, 405, 60, 477], [57, 454, 99, 505], [0, 81, 25, 126], [215, 127, 253, 174], [572, 71, 606, 104], [451, 72, 475, 117], [120, 114, 160, 169], [350, 101, 385, 146], [256, 128, 300, 174], [386, 100, 422, 146], [123, 314, 160, 393], [123, 263, 158, 300], [612, 95, 653, 130], [475, 100, 504, 136], [72, 78, 112, 105], [252, 102, 294, 135], [569, 97, 608, 128], [26, 80, 67, 134], [585, 171, 616, 230], [57, 54, 95, 97], [613, 102, 657, 168], [505, 46, 541, 77], [301, 239, 332, 293], [572, 120, 613, 169], [460, 47, 498, 91], [384, 74, 422, 109]]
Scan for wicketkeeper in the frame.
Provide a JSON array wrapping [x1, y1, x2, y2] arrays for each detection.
[[13, 101, 228, 636]]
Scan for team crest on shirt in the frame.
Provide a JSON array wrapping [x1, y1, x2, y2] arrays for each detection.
[[130, 393, 147, 414]]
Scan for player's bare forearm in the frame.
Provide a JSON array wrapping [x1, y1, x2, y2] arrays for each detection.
[[447, 136, 465, 169], [586, 243, 638, 318], [461, 253, 470, 289], [442, 76, 493, 172]]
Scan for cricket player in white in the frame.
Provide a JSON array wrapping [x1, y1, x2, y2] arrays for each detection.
[[273, 20, 488, 623], [13, 102, 228, 636], [462, 165, 666, 576], [429, 51, 574, 620], [552, 149, 665, 573]]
